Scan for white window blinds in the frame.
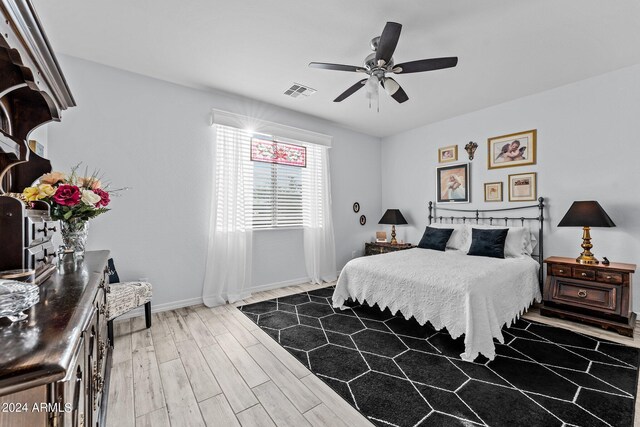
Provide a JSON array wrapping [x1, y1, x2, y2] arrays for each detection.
[[214, 124, 326, 230]]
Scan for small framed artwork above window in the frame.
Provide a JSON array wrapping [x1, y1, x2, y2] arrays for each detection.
[[436, 163, 470, 203], [438, 144, 458, 163], [251, 138, 307, 168], [488, 129, 536, 169], [508, 172, 537, 202], [484, 182, 503, 202]]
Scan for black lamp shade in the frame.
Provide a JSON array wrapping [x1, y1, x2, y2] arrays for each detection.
[[379, 209, 408, 225], [557, 201, 616, 228]]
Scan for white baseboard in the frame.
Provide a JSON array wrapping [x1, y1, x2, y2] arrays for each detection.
[[249, 276, 311, 293], [116, 296, 204, 320], [115, 276, 315, 320]]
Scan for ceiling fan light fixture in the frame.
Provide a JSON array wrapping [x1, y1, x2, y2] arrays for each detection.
[[366, 75, 379, 95], [383, 78, 399, 95]]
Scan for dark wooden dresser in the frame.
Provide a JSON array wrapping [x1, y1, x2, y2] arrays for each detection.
[[542, 256, 636, 336], [365, 242, 415, 256], [0, 251, 111, 427]]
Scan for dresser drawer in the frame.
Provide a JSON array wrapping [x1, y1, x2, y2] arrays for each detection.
[[550, 277, 621, 315], [550, 264, 571, 277], [365, 245, 384, 256], [596, 271, 624, 284], [572, 267, 595, 280]]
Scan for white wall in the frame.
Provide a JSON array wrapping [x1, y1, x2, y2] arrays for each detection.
[[46, 55, 381, 308], [382, 64, 640, 309]]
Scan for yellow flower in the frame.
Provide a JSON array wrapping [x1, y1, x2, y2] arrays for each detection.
[[40, 171, 67, 185], [23, 187, 41, 202], [38, 184, 56, 198]]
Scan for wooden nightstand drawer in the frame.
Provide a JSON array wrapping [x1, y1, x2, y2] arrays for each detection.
[[572, 267, 595, 281], [364, 242, 414, 256], [596, 271, 624, 284], [550, 277, 620, 315], [550, 264, 571, 277]]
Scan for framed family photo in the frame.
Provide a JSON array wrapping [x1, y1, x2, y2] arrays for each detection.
[[438, 145, 458, 163], [487, 129, 536, 169], [484, 182, 503, 202], [508, 172, 537, 202], [436, 163, 470, 203]]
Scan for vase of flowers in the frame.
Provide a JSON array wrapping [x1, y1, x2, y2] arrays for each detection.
[[22, 166, 117, 258]]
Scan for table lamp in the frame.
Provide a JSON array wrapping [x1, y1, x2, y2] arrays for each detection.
[[378, 209, 408, 245], [557, 201, 615, 265]]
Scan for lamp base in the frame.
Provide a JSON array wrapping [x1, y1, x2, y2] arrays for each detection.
[[576, 226, 598, 265], [576, 255, 599, 265], [390, 225, 397, 245]]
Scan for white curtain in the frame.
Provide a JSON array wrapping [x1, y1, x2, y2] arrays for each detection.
[[202, 126, 253, 307], [302, 145, 337, 284]]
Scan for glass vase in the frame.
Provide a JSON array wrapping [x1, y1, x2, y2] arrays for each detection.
[[60, 220, 89, 258]]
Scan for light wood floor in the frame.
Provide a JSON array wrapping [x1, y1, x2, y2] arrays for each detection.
[[107, 283, 640, 427]]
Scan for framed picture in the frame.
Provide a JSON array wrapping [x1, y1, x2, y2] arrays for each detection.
[[484, 182, 503, 202], [376, 231, 387, 243], [508, 172, 537, 202], [436, 163, 470, 203], [487, 129, 536, 169], [438, 145, 458, 163], [28, 139, 45, 157]]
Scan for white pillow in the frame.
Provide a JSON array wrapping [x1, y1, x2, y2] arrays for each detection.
[[465, 224, 532, 258], [428, 223, 469, 250]]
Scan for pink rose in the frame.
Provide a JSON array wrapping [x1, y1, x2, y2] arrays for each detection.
[[93, 188, 110, 207], [53, 185, 81, 206], [78, 177, 102, 190]]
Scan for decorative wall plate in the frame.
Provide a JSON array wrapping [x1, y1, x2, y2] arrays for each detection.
[[359, 215, 366, 225], [353, 202, 360, 213]]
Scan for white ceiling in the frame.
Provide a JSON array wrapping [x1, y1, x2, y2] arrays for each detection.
[[32, 0, 640, 137]]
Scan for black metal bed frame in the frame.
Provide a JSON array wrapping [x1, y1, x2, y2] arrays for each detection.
[[428, 197, 546, 289]]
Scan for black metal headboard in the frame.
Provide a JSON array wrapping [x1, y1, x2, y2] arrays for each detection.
[[428, 197, 545, 289]]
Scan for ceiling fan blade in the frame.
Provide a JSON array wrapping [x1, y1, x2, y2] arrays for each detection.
[[393, 57, 458, 74], [309, 62, 366, 73], [334, 79, 367, 102], [375, 22, 402, 64], [381, 77, 409, 103]]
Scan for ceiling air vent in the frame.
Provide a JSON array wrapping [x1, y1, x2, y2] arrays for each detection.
[[284, 83, 316, 98]]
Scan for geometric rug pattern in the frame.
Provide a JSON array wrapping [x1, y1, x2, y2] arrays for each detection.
[[240, 286, 639, 427]]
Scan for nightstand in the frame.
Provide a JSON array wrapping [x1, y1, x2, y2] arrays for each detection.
[[541, 257, 637, 336], [364, 242, 415, 256]]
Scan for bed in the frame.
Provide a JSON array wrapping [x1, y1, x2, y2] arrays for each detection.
[[333, 198, 545, 362]]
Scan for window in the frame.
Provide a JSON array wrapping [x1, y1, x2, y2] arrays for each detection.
[[214, 124, 326, 230]]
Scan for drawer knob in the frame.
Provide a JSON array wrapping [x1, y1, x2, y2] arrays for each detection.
[[577, 289, 588, 298], [581, 272, 587, 277], [606, 276, 612, 279], [559, 269, 564, 273]]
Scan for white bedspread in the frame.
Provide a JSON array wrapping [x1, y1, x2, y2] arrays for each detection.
[[332, 248, 541, 361]]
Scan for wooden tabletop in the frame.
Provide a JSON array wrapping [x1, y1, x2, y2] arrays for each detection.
[[0, 251, 109, 396], [544, 256, 636, 272]]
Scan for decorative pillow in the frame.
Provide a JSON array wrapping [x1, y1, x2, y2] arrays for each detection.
[[428, 223, 469, 250], [417, 227, 454, 251], [463, 225, 533, 258], [467, 228, 509, 259], [107, 258, 120, 284]]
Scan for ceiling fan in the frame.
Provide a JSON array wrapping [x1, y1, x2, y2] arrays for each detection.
[[309, 22, 458, 105]]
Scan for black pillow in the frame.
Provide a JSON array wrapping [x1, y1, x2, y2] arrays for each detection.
[[418, 226, 454, 251], [107, 258, 120, 284], [467, 228, 509, 259]]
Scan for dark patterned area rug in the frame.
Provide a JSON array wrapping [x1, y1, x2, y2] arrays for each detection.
[[239, 286, 640, 427]]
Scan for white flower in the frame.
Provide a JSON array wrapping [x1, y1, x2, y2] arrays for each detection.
[[81, 189, 101, 206]]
